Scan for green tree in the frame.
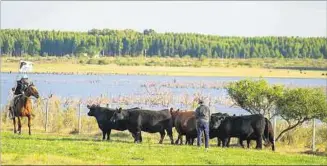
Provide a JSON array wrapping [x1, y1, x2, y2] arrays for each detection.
[[226, 78, 284, 119], [275, 87, 327, 141]]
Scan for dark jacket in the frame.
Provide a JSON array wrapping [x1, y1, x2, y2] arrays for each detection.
[[195, 104, 211, 123], [14, 81, 28, 95]]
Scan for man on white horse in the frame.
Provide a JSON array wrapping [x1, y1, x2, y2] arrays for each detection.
[[9, 74, 30, 118]]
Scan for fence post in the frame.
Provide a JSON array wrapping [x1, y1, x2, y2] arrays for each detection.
[[312, 118, 316, 152], [45, 98, 49, 132], [273, 110, 277, 142], [78, 103, 82, 134]]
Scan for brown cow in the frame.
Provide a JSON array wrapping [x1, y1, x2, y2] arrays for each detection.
[[170, 108, 197, 145]]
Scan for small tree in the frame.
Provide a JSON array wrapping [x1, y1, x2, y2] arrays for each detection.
[[226, 78, 283, 119], [275, 87, 327, 141]]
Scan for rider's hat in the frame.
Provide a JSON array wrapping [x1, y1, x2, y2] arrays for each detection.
[[22, 74, 28, 79]]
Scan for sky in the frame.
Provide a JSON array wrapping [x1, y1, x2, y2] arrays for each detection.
[[1, 1, 326, 37]]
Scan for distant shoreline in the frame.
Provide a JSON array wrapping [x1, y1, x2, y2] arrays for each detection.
[[2, 57, 326, 79], [1, 67, 326, 79]]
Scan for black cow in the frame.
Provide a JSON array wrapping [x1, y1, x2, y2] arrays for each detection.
[[110, 107, 174, 144], [210, 112, 230, 147], [244, 118, 275, 150], [87, 104, 140, 140], [210, 114, 275, 151]]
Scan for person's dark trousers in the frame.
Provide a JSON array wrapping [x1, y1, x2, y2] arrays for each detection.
[[196, 119, 209, 148]]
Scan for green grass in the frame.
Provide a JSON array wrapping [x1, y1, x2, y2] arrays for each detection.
[[1, 131, 327, 165]]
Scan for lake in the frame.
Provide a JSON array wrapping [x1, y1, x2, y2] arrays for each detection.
[[1, 73, 326, 116]]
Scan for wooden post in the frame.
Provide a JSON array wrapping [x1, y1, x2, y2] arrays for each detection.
[[45, 99, 49, 132], [78, 103, 82, 134], [273, 110, 277, 142], [312, 118, 316, 152]]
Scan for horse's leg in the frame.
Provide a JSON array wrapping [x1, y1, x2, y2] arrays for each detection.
[[17, 116, 22, 134], [28, 115, 32, 135], [13, 117, 17, 134]]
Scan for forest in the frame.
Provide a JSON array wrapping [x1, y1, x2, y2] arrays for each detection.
[[0, 29, 326, 59]]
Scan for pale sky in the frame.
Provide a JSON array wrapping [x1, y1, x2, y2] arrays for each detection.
[[1, 1, 326, 37]]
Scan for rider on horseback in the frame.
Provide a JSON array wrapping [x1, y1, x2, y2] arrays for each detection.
[[9, 74, 30, 117]]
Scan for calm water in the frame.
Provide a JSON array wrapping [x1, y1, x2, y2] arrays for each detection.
[[1, 73, 326, 115]]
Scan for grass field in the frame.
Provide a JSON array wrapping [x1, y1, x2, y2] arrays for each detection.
[[1, 131, 327, 165], [1, 57, 327, 78]]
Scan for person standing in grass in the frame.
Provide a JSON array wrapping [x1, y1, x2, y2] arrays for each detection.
[[195, 99, 211, 150]]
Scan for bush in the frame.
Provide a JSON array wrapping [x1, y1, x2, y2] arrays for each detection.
[[87, 59, 98, 65], [98, 59, 109, 65]]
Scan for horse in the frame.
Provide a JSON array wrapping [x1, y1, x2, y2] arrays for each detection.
[[10, 83, 39, 135]]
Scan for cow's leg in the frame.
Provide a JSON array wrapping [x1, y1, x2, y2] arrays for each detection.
[[139, 132, 143, 142], [239, 137, 245, 148], [255, 135, 263, 149], [166, 128, 174, 144], [227, 137, 231, 147], [269, 134, 275, 151], [191, 138, 195, 145], [159, 130, 166, 144], [132, 131, 138, 143], [27, 115, 31, 135], [185, 135, 189, 145], [135, 127, 142, 143], [102, 131, 106, 140], [247, 139, 251, 148], [17, 117, 22, 134], [217, 138, 221, 147], [222, 137, 229, 148], [180, 135, 183, 145], [107, 129, 111, 141], [13, 117, 17, 134], [175, 134, 181, 145]]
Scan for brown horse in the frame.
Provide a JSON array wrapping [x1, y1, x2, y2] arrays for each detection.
[[10, 83, 39, 135]]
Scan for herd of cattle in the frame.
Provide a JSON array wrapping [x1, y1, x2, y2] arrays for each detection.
[[87, 105, 275, 151]]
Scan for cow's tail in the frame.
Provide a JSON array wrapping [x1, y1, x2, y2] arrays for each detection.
[[264, 118, 275, 151]]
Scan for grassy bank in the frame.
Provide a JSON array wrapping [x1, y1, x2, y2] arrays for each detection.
[[1, 56, 327, 78], [1, 131, 327, 165]]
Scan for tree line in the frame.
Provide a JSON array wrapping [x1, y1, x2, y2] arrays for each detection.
[[0, 29, 326, 59]]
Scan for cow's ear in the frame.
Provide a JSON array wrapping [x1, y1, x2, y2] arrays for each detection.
[[177, 109, 180, 112], [169, 107, 173, 113], [87, 105, 90, 109], [119, 107, 122, 111]]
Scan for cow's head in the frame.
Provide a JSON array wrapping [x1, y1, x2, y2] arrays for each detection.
[[210, 115, 226, 129], [87, 104, 100, 116], [170, 108, 180, 118], [169, 108, 180, 126], [110, 107, 126, 123]]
